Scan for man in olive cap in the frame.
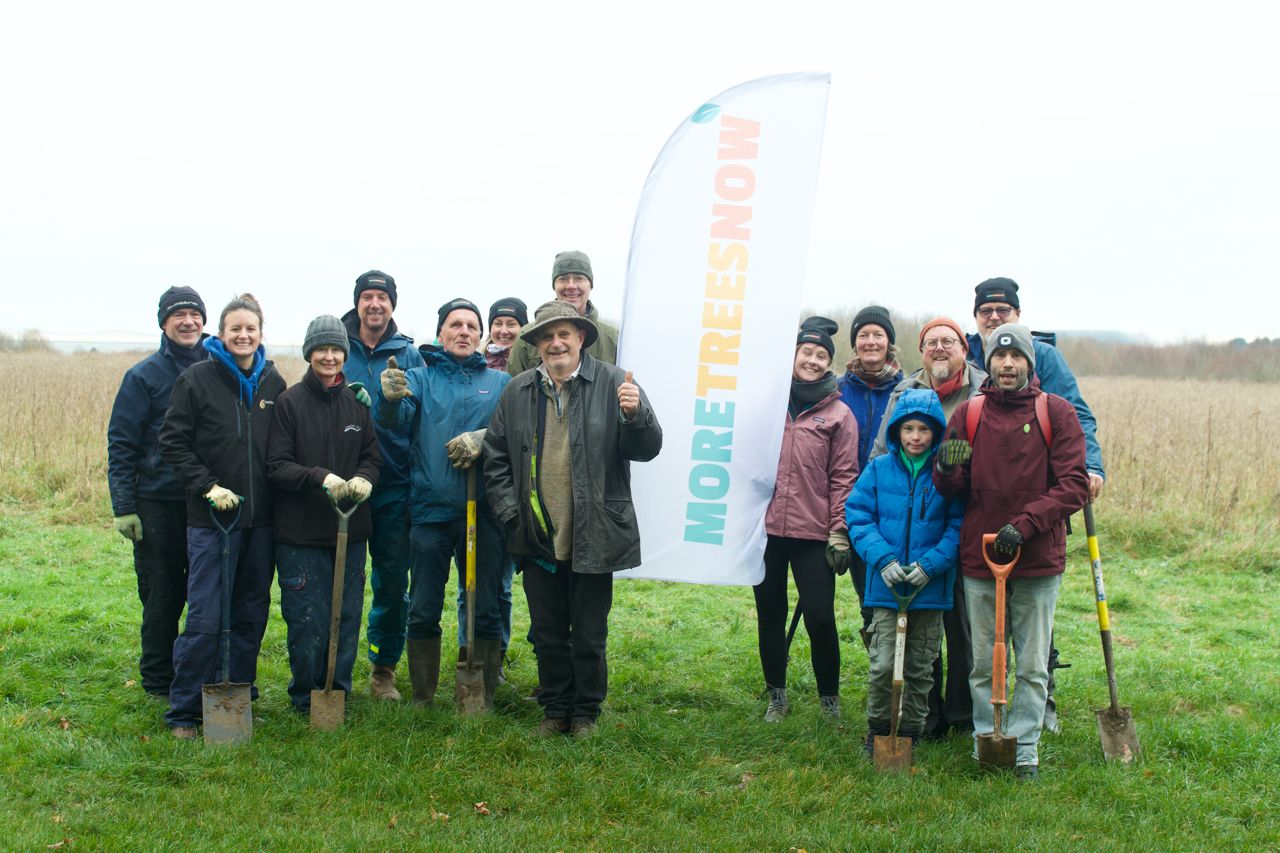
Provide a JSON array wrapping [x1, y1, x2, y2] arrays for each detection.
[[506, 250, 620, 375], [107, 285, 209, 698]]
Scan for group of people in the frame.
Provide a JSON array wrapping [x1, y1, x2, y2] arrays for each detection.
[[108, 260, 1102, 776], [766, 279, 1101, 779]]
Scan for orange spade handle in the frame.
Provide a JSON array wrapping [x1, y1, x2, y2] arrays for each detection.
[[982, 533, 1020, 708]]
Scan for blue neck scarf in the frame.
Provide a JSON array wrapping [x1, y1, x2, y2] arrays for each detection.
[[203, 336, 266, 406]]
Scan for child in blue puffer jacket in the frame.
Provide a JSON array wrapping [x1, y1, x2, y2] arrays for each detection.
[[846, 388, 963, 758]]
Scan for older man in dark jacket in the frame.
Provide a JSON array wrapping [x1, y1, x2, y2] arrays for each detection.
[[484, 300, 662, 738], [933, 324, 1089, 780]]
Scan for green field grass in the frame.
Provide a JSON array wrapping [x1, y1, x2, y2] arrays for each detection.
[[2, 504, 1277, 851]]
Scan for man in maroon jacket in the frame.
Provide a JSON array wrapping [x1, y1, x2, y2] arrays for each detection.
[[932, 323, 1089, 780]]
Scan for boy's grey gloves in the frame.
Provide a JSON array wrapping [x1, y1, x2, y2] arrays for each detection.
[[825, 530, 852, 575], [445, 429, 486, 469], [994, 523, 1024, 558], [348, 382, 371, 408], [903, 562, 929, 587], [114, 514, 143, 542], [936, 438, 972, 472], [380, 355, 412, 402], [880, 560, 908, 586]]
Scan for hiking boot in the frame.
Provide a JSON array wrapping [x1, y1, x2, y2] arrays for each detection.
[[457, 645, 468, 664], [407, 638, 441, 706], [763, 687, 789, 723], [570, 717, 598, 739], [171, 725, 198, 740], [370, 664, 401, 701], [1015, 764, 1039, 782], [864, 720, 889, 758], [819, 694, 840, 720], [536, 717, 570, 738]]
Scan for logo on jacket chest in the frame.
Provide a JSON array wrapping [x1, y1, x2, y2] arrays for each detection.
[[344, 424, 362, 433]]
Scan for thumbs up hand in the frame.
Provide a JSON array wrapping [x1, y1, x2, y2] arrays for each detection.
[[380, 355, 412, 402], [618, 370, 640, 418]]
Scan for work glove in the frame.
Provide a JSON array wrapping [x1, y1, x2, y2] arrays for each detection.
[[348, 381, 371, 408], [936, 438, 972, 472], [346, 476, 373, 504], [113, 513, 143, 542], [825, 529, 853, 575], [445, 429, 486, 469], [204, 484, 242, 511], [322, 473, 347, 499], [380, 355, 412, 402], [903, 562, 930, 588], [880, 560, 908, 586], [994, 523, 1024, 558]]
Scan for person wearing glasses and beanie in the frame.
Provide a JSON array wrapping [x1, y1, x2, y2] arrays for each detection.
[[869, 316, 987, 741]]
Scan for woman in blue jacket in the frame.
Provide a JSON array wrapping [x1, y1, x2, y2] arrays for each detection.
[[846, 389, 962, 758]]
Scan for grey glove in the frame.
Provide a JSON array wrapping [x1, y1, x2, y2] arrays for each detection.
[[204, 484, 242, 511], [880, 560, 908, 586], [903, 562, 930, 588], [322, 473, 347, 499], [346, 476, 373, 503], [380, 355, 412, 402], [445, 429, 486, 469], [825, 530, 852, 575]]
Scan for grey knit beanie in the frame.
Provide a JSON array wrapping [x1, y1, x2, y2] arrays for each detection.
[[303, 314, 350, 360], [551, 250, 593, 285], [985, 323, 1035, 373]]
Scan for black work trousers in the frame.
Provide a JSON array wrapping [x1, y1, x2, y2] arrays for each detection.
[[754, 535, 840, 696], [523, 561, 613, 722], [132, 498, 189, 695]]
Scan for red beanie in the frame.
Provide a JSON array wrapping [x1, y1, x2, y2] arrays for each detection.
[[918, 317, 968, 352]]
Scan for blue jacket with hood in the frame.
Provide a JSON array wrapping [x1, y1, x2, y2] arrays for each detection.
[[838, 366, 904, 474], [967, 332, 1104, 479], [375, 349, 509, 525], [845, 389, 963, 611], [343, 310, 425, 491]]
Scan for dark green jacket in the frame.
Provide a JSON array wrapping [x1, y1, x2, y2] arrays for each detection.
[[483, 353, 662, 573], [506, 301, 619, 375]]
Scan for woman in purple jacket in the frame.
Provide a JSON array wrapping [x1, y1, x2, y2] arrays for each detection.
[[753, 318, 859, 722]]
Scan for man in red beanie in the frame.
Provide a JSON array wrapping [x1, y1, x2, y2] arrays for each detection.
[[869, 315, 987, 741]]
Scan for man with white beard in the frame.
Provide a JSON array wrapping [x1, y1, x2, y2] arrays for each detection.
[[869, 316, 986, 741]]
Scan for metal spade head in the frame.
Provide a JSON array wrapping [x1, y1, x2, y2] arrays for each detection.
[[1096, 706, 1140, 763], [202, 682, 253, 745], [455, 660, 487, 715], [310, 688, 346, 731], [976, 731, 1018, 768], [873, 735, 913, 772]]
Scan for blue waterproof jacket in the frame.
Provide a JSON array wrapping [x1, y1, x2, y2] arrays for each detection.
[[838, 366, 903, 474], [343, 310, 425, 490], [375, 349, 509, 524], [967, 332, 1104, 478], [107, 335, 208, 515], [846, 389, 963, 611]]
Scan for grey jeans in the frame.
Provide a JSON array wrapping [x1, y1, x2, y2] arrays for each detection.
[[867, 607, 943, 732], [964, 573, 1061, 766]]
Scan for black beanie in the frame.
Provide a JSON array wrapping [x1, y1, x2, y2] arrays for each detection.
[[157, 286, 206, 328], [974, 277, 1020, 314], [354, 270, 398, 309], [851, 305, 895, 346], [437, 298, 484, 336], [797, 316, 837, 359], [488, 297, 528, 328]]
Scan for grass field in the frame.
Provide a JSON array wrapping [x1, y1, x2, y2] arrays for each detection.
[[1, 351, 1278, 849]]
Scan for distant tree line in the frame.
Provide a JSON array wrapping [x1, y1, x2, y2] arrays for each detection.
[[0, 330, 54, 353]]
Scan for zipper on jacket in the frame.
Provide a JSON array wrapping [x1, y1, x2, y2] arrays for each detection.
[[243, 396, 255, 522], [904, 467, 917, 561]]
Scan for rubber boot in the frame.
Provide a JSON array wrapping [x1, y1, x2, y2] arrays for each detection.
[[370, 664, 401, 701], [474, 637, 503, 712], [407, 638, 441, 706]]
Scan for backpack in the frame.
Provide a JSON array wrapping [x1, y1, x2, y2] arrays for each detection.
[[965, 391, 1052, 446]]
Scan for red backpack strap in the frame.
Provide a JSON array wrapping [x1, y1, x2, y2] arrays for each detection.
[[965, 394, 985, 442], [1034, 391, 1052, 446]]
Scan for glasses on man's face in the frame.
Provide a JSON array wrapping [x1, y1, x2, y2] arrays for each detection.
[[977, 306, 1014, 320], [922, 337, 960, 352]]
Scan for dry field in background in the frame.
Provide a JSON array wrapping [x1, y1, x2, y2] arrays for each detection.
[[1, 351, 1277, 548]]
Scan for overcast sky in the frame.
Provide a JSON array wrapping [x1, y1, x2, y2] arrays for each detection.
[[3, 1, 1276, 346]]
